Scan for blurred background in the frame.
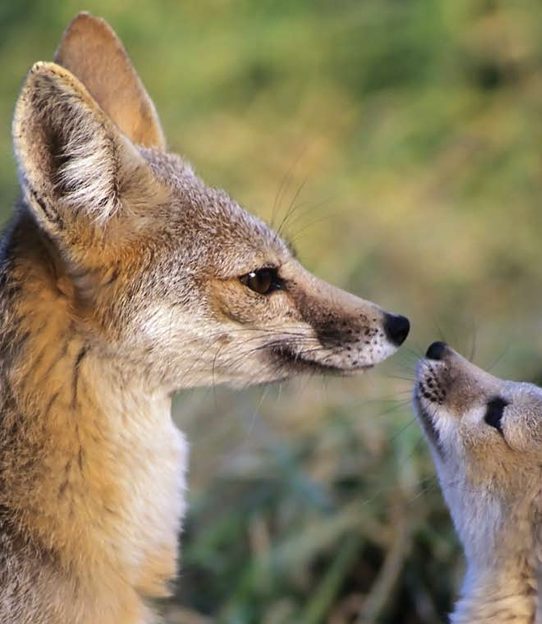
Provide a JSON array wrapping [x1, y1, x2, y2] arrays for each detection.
[[2, 0, 542, 622]]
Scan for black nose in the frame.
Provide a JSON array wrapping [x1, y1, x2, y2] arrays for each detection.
[[383, 313, 410, 347], [425, 341, 448, 361]]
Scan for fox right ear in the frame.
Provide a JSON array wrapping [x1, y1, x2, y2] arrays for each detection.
[[12, 62, 156, 236], [55, 12, 165, 150]]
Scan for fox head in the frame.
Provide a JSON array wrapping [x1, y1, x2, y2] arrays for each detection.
[[11, 12, 409, 393], [414, 342, 542, 568]]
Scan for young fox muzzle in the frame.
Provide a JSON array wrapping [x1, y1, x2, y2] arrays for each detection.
[[0, 12, 410, 623]]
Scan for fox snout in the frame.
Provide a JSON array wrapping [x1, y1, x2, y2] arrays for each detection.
[[255, 262, 410, 378], [416, 341, 500, 410]]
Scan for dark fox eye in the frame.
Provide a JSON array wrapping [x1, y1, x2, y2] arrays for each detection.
[[484, 397, 508, 434], [239, 268, 282, 295]]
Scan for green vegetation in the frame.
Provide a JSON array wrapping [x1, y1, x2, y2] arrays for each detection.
[[2, 1, 542, 621]]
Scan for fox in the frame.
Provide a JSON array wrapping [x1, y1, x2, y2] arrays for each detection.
[[0, 11, 410, 624], [414, 341, 542, 624]]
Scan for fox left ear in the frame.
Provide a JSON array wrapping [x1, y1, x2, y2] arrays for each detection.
[[55, 12, 166, 150], [13, 62, 158, 236]]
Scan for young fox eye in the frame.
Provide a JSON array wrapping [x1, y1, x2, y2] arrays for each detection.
[[484, 397, 508, 434], [239, 268, 283, 295]]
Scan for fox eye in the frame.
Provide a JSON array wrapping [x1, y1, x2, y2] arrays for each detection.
[[239, 268, 283, 295], [484, 397, 508, 434]]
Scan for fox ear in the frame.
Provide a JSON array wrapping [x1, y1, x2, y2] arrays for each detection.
[[12, 62, 156, 233], [55, 12, 165, 150]]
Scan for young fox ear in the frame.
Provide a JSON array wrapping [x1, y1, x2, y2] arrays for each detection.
[[13, 62, 156, 232], [54, 12, 165, 150]]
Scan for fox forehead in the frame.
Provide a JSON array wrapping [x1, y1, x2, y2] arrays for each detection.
[[141, 148, 291, 277]]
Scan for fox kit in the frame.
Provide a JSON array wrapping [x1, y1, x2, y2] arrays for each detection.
[[414, 341, 542, 623], [0, 11, 410, 624]]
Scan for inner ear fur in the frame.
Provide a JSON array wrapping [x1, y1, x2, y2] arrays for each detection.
[[55, 12, 165, 150], [12, 61, 157, 234]]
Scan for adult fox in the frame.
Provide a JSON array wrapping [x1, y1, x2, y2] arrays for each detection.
[[0, 13, 410, 624]]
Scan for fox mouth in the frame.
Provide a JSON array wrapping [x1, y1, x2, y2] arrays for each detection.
[[414, 359, 448, 453], [413, 389, 443, 451], [269, 344, 374, 376]]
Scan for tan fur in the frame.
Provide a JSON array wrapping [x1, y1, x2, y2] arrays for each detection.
[[0, 13, 409, 623], [414, 344, 542, 623]]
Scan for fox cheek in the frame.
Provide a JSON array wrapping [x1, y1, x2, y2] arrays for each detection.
[[207, 279, 282, 326]]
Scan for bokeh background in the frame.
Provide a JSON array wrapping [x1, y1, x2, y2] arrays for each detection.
[[2, 1, 542, 622]]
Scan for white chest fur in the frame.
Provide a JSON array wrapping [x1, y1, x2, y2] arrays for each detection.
[[91, 385, 189, 587]]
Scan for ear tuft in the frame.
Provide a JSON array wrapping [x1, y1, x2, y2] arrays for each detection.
[[55, 12, 165, 150], [13, 62, 150, 231]]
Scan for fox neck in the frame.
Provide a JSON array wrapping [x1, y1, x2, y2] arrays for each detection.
[[452, 537, 538, 624], [0, 219, 187, 583]]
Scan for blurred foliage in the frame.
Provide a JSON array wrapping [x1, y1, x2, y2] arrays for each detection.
[[3, 0, 542, 622]]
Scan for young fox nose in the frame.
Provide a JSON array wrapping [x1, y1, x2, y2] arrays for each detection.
[[383, 313, 410, 346], [425, 341, 448, 361]]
